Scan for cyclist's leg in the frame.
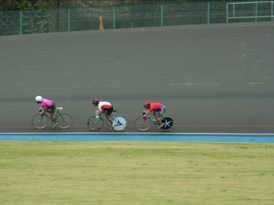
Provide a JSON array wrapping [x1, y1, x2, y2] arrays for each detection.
[[154, 111, 162, 126], [156, 106, 166, 127], [105, 108, 113, 125], [49, 105, 57, 123]]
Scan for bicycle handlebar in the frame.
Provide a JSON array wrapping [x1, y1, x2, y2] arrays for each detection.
[[142, 110, 149, 116]]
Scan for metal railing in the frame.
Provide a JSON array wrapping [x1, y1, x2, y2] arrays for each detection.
[[226, 1, 274, 23], [0, 1, 273, 36]]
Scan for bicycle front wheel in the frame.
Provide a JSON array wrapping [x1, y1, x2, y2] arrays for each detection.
[[31, 114, 49, 129], [87, 116, 104, 131], [135, 116, 152, 131], [57, 113, 73, 129]]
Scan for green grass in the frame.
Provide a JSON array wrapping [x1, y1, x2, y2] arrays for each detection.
[[0, 141, 274, 205]]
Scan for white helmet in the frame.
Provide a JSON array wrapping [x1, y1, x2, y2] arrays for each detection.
[[35, 96, 42, 102]]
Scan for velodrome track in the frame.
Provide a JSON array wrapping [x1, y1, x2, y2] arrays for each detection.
[[1, 22, 274, 139]]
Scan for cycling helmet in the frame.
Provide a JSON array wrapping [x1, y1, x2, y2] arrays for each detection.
[[35, 96, 42, 103], [92, 99, 99, 105], [144, 102, 150, 109]]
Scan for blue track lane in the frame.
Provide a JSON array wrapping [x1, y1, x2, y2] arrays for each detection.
[[0, 134, 274, 143]]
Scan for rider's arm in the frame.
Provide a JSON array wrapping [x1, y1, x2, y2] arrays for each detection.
[[43, 108, 48, 114], [97, 110, 103, 116], [40, 104, 47, 114], [147, 107, 154, 116], [146, 110, 152, 118], [96, 105, 103, 117]]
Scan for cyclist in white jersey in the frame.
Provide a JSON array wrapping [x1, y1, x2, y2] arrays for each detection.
[[92, 99, 113, 125]]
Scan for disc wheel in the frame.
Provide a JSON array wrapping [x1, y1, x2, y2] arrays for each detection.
[[112, 116, 127, 131], [161, 117, 174, 130]]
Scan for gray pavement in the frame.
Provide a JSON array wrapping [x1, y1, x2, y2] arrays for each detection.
[[1, 22, 274, 133]]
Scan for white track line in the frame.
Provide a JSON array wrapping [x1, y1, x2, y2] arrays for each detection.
[[1, 132, 274, 136]]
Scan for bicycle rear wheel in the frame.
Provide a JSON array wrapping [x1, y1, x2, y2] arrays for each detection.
[[57, 113, 73, 129], [113, 116, 127, 131], [31, 114, 49, 129], [135, 116, 152, 131], [87, 116, 104, 131], [161, 117, 174, 130]]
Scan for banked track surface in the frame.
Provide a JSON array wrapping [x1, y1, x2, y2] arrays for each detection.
[[1, 23, 274, 134]]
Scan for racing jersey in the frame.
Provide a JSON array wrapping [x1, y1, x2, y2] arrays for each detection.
[[41, 98, 54, 110], [98, 101, 112, 111], [149, 102, 163, 112]]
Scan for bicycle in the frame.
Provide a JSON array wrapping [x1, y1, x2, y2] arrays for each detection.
[[87, 110, 127, 131], [31, 107, 73, 129], [135, 110, 174, 131]]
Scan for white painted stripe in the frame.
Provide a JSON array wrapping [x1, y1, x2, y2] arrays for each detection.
[[1, 132, 274, 136], [169, 83, 220, 86]]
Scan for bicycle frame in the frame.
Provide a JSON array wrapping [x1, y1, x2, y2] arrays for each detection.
[[55, 110, 64, 122], [98, 110, 117, 126], [40, 110, 59, 121], [135, 110, 173, 131], [88, 110, 127, 131], [39, 108, 66, 125], [32, 106, 72, 130], [142, 110, 164, 126]]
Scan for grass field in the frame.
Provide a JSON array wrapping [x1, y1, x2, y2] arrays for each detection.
[[0, 141, 273, 205]]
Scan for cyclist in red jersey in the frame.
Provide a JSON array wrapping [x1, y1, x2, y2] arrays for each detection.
[[92, 99, 113, 126], [144, 102, 166, 128]]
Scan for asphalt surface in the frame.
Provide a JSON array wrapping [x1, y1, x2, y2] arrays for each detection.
[[1, 22, 274, 133]]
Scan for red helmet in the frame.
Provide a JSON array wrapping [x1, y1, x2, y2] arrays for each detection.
[[92, 99, 99, 105], [144, 102, 150, 109]]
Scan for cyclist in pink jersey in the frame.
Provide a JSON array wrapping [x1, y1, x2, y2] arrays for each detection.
[[144, 102, 166, 128], [35, 96, 57, 127], [92, 99, 113, 126]]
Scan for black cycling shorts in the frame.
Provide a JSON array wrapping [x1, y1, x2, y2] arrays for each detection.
[[104, 107, 113, 116], [47, 103, 56, 114]]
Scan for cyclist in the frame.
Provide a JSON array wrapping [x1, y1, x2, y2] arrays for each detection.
[[35, 96, 58, 127], [92, 99, 113, 126], [144, 102, 166, 128]]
